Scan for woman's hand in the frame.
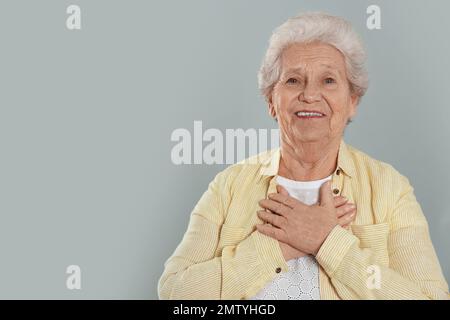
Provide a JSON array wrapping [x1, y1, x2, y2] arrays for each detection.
[[276, 191, 357, 261], [257, 181, 356, 258], [334, 195, 357, 230]]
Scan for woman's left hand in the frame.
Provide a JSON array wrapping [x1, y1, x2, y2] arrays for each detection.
[[256, 181, 338, 256]]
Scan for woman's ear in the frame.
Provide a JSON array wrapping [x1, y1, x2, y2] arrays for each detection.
[[348, 94, 360, 118], [267, 95, 277, 119]]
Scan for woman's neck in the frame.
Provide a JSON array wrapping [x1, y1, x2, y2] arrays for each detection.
[[278, 138, 340, 181]]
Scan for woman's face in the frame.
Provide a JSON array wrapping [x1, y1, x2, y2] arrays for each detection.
[[269, 41, 359, 146]]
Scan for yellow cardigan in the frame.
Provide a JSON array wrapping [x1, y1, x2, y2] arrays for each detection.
[[158, 140, 449, 299]]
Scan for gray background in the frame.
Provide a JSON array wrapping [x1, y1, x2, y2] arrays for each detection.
[[0, 0, 448, 299]]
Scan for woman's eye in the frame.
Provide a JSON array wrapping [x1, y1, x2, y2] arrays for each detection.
[[325, 77, 336, 84], [286, 78, 299, 84]]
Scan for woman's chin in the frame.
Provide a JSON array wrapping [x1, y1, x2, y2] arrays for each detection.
[[292, 132, 327, 144]]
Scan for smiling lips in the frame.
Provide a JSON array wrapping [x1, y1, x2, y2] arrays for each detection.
[[295, 110, 326, 119]]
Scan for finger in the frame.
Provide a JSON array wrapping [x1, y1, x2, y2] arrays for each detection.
[[333, 196, 348, 208], [338, 211, 356, 227], [255, 223, 288, 242], [259, 199, 291, 217], [257, 210, 287, 229], [267, 192, 303, 210], [276, 184, 289, 196], [336, 203, 356, 218], [319, 180, 334, 209]]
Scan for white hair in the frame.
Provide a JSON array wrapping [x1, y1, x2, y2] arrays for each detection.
[[258, 12, 368, 102]]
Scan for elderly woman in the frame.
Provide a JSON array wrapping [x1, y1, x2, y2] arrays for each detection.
[[158, 12, 449, 300]]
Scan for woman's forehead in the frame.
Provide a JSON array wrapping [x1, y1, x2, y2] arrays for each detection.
[[280, 43, 346, 74], [281, 43, 344, 69]]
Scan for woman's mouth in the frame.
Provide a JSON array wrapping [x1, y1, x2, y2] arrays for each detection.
[[295, 111, 326, 119]]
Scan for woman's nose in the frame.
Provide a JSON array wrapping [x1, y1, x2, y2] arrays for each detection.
[[300, 83, 321, 103]]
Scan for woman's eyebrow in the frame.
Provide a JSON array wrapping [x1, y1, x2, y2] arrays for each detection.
[[283, 67, 304, 75], [320, 64, 343, 76], [320, 63, 336, 69], [283, 65, 341, 75]]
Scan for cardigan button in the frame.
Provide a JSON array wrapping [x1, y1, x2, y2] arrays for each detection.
[[275, 267, 282, 273], [333, 188, 340, 195], [336, 169, 341, 175]]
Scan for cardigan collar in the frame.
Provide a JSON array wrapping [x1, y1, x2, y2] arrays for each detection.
[[259, 139, 356, 179]]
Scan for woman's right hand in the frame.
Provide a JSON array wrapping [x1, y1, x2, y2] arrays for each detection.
[[278, 195, 357, 261]]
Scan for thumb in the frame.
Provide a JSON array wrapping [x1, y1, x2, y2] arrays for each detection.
[[276, 184, 289, 196], [319, 180, 334, 208]]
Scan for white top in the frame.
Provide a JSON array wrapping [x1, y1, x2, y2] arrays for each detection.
[[250, 174, 332, 300]]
